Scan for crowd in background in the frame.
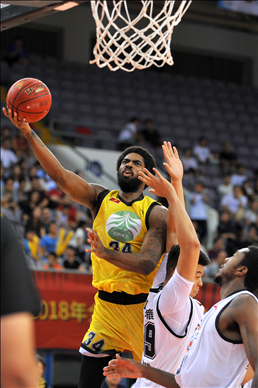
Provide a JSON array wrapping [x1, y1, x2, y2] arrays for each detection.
[[1, 124, 93, 272], [1, 120, 258, 278]]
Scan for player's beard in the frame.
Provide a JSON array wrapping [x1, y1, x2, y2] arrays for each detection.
[[213, 267, 233, 287], [117, 171, 142, 193], [213, 272, 222, 287]]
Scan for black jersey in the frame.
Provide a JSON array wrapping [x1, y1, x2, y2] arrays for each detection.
[[1, 215, 41, 317]]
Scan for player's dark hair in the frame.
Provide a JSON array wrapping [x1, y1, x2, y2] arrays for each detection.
[[238, 245, 258, 293], [116, 146, 157, 190], [117, 146, 156, 173], [198, 250, 211, 266], [166, 245, 210, 277]]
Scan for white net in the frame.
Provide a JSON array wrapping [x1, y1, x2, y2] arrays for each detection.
[[90, 0, 192, 72]]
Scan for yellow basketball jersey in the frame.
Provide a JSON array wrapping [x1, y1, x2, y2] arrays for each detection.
[[92, 189, 162, 295]]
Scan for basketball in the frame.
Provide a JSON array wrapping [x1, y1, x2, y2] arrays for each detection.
[[6, 78, 52, 123]]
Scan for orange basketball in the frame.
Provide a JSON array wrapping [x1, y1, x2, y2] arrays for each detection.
[[6, 78, 52, 123]]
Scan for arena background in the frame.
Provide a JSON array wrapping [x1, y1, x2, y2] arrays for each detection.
[[1, 1, 258, 387]]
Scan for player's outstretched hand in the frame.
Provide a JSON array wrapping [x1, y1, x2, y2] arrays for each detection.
[[103, 354, 142, 379], [138, 167, 175, 200], [85, 228, 107, 259], [162, 141, 183, 182], [2, 108, 30, 134]]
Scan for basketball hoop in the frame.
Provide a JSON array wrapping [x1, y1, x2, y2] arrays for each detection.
[[90, 1, 192, 72]]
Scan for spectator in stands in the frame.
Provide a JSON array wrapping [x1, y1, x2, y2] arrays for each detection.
[[1, 176, 19, 208], [205, 249, 227, 278], [56, 195, 78, 229], [12, 128, 30, 159], [217, 173, 233, 199], [0, 137, 18, 170], [181, 147, 199, 176], [192, 136, 211, 165], [19, 158, 30, 179], [139, 119, 164, 169], [39, 221, 59, 258], [68, 219, 88, 261], [63, 246, 85, 271], [1, 125, 13, 139], [4, 35, 28, 67], [40, 207, 54, 235], [217, 210, 242, 256], [20, 190, 42, 220], [25, 166, 47, 192], [239, 225, 258, 249], [118, 117, 141, 151], [26, 176, 49, 208], [48, 185, 65, 210], [1, 196, 24, 241], [219, 141, 238, 173], [208, 236, 224, 261], [23, 229, 41, 268], [17, 177, 28, 206], [189, 181, 210, 244], [221, 185, 248, 220], [209, 150, 220, 166], [11, 163, 24, 190], [43, 251, 62, 270], [24, 206, 45, 238], [244, 199, 258, 227], [242, 179, 254, 203], [231, 164, 248, 187], [140, 119, 163, 150]]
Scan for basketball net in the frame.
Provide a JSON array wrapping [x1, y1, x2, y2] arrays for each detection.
[[90, 0, 192, 72]]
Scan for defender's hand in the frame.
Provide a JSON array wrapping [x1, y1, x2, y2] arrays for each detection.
[[162, 141, 183, 182], [138, 167, 175, 200], [103, 354, 142, 379]]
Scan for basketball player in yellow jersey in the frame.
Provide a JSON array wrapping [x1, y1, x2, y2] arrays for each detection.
[[3, 106, 186, 388]]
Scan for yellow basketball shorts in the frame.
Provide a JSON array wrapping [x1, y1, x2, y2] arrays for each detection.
[[79, 291, 147, 361]]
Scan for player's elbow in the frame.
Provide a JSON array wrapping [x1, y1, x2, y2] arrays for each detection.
[[182, 239, 200, 253], [142, 260, 158, 276]]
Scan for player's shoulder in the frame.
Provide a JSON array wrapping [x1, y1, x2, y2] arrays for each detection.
[[230, 291, 258, 307], [228, 291, 258, 320]]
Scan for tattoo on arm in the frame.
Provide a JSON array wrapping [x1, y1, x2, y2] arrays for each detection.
[[244, 320, 254, 358], [30, 130, 46, 148], [230, 298, 244, 309]]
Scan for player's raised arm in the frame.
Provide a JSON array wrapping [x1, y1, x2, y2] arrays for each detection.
[[160, 142, 184, 251], [138, 166, 200, 282], [2, 108, 104, 210]]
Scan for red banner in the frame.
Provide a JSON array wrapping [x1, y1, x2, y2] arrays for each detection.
[[33, 271, 221, 350], [33, 271, 96, 350]]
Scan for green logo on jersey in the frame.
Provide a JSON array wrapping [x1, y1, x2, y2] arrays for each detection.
[[106, 211, 142, 242]]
